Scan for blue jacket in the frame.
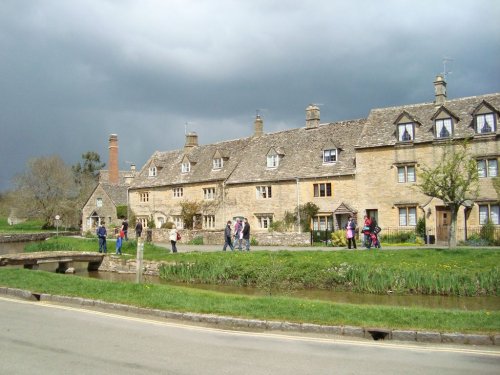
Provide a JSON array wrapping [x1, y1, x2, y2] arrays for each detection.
[[96, 226, 107, 238]]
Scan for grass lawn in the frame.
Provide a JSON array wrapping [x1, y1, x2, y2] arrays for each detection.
[[0, 268, 498, 334]]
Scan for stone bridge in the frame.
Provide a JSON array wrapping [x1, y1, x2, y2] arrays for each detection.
[[0, 251, 105, 273]]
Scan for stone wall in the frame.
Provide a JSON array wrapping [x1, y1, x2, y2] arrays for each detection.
[[147, 229, 310, 246]]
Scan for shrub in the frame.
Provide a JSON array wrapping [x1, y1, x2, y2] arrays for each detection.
[[480, 219, 495, 244], [331, 230, 347, 247], [189, 236, 204, 245]]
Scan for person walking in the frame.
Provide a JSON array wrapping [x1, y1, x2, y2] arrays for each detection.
[[233, 218, 242, 250], [345, 216, 357, 249], [96, 223, 107, 253], [135, 221, 143, 238], [115, 230, 124, 255], [242, 217, 251, 251], [222, 220, 234, 251], [121, 219, 129, 240], [362, 215, 372, 248], [169, 225, 179, 253]]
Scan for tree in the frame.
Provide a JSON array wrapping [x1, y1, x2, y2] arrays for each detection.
[[14, 155, 78, 228], [416, 141, 479, 247], [297, 202, 320, 232], [72, 151, 105, 183], [180, 200, 201, 229]]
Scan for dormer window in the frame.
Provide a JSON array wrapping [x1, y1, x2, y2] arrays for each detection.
[[323, 149, 337, 163], [475, 113, 496, 134], [398, 123, 414, 142], [267, 150, 279, 168], [148, 166, 157, 177], [435, 118, 452, 139], [181, 162, 191, 173], [213, 157, 223, 170]]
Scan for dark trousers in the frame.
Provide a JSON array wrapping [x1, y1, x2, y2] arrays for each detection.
[[223, 236, 234, 251], [98, 237, 107, 253], [170, 240, 177, 253], [347, 237, 356, 249]]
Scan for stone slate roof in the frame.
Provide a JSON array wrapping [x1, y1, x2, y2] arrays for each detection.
[[357, 93, 500, 149], [130, 119, 365, 189], [99, 170, 135, 185], [226, 119, 365, 185], [100, 183, 128, 206]]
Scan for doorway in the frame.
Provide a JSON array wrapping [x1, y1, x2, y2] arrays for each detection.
[[436, 207, 450, 243]]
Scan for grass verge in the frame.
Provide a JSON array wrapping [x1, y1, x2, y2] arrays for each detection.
[[0, 268, 498, 334]]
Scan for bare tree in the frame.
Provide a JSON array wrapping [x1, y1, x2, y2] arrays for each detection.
[[14, 155, 78, 228], [416, 141, 479, 247]]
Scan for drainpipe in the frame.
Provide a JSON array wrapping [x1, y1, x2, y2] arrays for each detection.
[[296, 177, 301, 233]]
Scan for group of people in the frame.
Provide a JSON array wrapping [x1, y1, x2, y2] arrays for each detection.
[[223, 218, 251, 251], [96, 218, 137, 255], [345, 215, 381, 249]]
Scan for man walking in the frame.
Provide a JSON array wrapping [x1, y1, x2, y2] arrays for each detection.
[[242, 218, 251, 251], [96, 223, 107, 253], [222, 220, 234, 251]]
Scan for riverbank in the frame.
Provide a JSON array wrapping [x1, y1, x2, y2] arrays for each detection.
[[0, 269, 498, 346]]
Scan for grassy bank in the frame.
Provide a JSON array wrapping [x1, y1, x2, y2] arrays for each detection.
[[0, 268, 498, 334], [0, 217, 49, 233]]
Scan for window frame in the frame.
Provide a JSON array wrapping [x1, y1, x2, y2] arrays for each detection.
[[96, 197, 103, 207], [323, 148, 337, 163], [139, 192, 150, 203], [477, 158, 498, 178], [173, 187, 183, 198], [398, 122, 414, 142], [397, 165, 416, 183], [435, 118, 453, 139], [399, 206, 417, 226], [148, 166, 157, 177], [203, 215, 216, 229], [181, 162, 191, 173], [256, 185, 272, 199], [475, 113, 496, 134], [479, 204, 499, 225], [313, 183, 332, 197], [203, 187, 216, 200], [257, 215, 273, 229], [212, 158, 223, 170], [266, 152, 279, 168]]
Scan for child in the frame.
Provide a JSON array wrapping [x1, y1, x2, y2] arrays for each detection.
[[115, 230, 124, 255]]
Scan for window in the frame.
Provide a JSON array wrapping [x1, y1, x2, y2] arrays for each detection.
[[399, 207, 417, 226], [139, 192, 149, 202], [138, 217, 148, 228], [148, 166, 157, 177], [96, 198, 103, 207], [435, 118, 452, 138], [479, 204, 499, 225], [212, 158, 223, 170], [397, 165, 416, 183], [172, 216, 184, 229], [475, 113, 496, 134], [267, 152, 279, 168], [398, 123, 414, 142], [203, 187, 216, 200], [256, 186, 272, 199], [313, 183, 332, 197], [203, 215, 216, 229], [257, 215, 273, 229], [181, 162, 191, 173], [323, 149, 337, 163], [173, 187, 183, 198], [156, 217, 164, 228], [312, 215, 333, 230], [477, 159, 498, 178]]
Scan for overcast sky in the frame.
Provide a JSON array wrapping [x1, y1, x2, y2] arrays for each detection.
[[1, 0, 499, 192]]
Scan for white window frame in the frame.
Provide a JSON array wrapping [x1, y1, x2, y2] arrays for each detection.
[[203, 187, 216, 200], [267, 152, 279, 168], [212, 158, 223, 170], [398, 123, 414, 142], [181, 162, 191, 173], [399, 206, 417, 226], [323, 149, 337, 163], [475, 113, 496, 134], [139, 192, 149, 202], [479, 204, 499, 225], [257, 215, 273, 229], [96, 198, 103, 207], [435, 118, 452, 138], [397, 165, 416, 183], [313, 183, 332, 197], [172, 216, 184, 229], [173, 187, 183, 198], [148, 166, 157, 177], [477, 159, 498, 178], [256, 185, 272, 199], [203, 215, 216, 229]]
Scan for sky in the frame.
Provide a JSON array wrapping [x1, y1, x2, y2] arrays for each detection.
[[0, 0, 499, 192]]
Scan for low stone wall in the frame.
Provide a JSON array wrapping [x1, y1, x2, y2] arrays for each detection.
[[148, 229, 310, 246], [99, 255, 163, 276]]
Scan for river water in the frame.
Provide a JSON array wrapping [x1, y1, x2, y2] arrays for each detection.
[[1, 241, 499, 311]]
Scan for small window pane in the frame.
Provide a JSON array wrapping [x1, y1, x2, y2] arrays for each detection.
[[407, 166, 416, 182], [488, 159, 498, 177], [408, 207, 417, 226], [477, 160, 486, 178], [398, 123, 413, 142], [479, 205, 488, 225], [399, 208, 407, 226], [397, 167, 405, 183], [491, 205, 500, 225]]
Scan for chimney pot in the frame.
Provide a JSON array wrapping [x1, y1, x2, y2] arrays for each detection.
[[254, 115, 263, 137], [108, 134, 119, 185], [306, 104, 320, 129], [434, 75, 447, 106]]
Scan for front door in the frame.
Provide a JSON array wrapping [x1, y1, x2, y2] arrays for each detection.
[[436, 207, 450, 243]]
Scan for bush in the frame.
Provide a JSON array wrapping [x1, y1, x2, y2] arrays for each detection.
[[189, 236, 204, 245], [331, 231, 347, 247], [480, 220, 495, 244]]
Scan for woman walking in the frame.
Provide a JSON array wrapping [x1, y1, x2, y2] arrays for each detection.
[[345, 216, 357, 249]]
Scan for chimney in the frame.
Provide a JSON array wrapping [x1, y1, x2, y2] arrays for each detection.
[[184, 132, 198, 152], [434, 75, 447, 106], [306, 104, 320, 129], [254, 114, 263, 137], [130, 164, 136, 172], [108, 134, 119, 185]]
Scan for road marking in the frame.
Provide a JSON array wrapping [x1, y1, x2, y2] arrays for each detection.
[[2, 295, 499, 357]]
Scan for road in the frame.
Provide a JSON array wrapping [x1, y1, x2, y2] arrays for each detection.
[[1, 297, 498, 375]]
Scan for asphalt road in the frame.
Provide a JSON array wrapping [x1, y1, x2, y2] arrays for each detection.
[[1, 296, 498, 375]]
